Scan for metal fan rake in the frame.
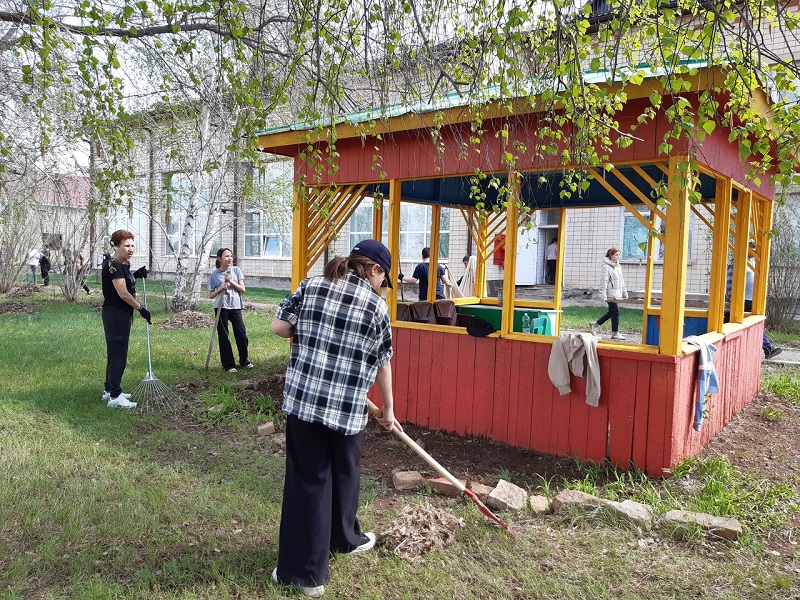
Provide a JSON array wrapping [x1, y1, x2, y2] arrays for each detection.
[[131, 277, 183, 413]]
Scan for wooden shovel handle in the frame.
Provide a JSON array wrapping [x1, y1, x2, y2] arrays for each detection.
[[367, 398, 465, 492]]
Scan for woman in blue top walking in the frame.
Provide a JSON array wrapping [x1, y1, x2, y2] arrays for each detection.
[[208, 248, 252, 372]]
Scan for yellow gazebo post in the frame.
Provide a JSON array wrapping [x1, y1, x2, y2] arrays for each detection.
[[428, 205, 442, 302], [752, 196, 773, 315], [291, 185, 309, 290], [707, 175, 732, 333], [659, 157, 692, 355], [500, 173, 521, 335], [387, 181, 402, 317], [728, 187, 752, 323]]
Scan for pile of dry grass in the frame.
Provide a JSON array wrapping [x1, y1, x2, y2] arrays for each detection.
[[380, 501, 464, 560], [0, 301, 37, 314], [5, 284, 40, 299], [159, 310, 214, 329]]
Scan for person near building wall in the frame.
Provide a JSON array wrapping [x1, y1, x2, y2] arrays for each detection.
[[398, 246, 450, 300], [26, 248, 42, 284], [589, 247, 628, 341], [545, 237, 558, 284]]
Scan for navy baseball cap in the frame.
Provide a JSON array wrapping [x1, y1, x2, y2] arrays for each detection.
[[467, 316, 497, 337], [351, 239, 393, 288]]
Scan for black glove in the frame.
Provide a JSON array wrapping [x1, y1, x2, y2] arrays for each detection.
[[138, 307, 152, 324], [398, 272, 405, 283], [133, 266, 149, 279]]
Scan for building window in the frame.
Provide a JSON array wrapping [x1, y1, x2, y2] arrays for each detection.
[[621, 207, 691, 262], [108, 178, 149, 255], [244, 161, 293, 258], [244, 210, 292, 257], [349, 201, 450, 261]]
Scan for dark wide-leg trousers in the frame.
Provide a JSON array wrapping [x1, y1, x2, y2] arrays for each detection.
[[276, 414, 366, 588], [215, 308, 249, 369], [102, 305, 133, 397], [597, 301, 620, 331]]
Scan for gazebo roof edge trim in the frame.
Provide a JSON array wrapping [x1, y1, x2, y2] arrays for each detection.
[[256, 60, 722, 144]]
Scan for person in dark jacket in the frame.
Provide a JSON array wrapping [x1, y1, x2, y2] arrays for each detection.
[[39, 252, 51, 286], [101, 229, 151, 409]]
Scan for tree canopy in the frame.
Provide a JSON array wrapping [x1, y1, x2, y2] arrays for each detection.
[[2, 0, 800, 199]]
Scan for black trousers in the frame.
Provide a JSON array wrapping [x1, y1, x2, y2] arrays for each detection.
[[41, 268, 50, 286], [215, 308, 249, 369], [102, 305, 133, 397], [276, 415, 366, 588], [546, 259, 557, 284], [597, 301, 620, 331]]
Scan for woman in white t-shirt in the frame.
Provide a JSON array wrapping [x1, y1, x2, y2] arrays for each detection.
[[208, 248, 252, 372]]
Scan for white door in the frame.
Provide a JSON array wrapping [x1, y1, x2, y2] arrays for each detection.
[[515, 227, 539, 285]]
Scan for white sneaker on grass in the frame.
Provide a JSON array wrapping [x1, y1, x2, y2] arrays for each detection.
[[102, 391, 131, 402], [343, 532, 376, 555], [272, 567, 324, 598], [108, 395, 137, 409]]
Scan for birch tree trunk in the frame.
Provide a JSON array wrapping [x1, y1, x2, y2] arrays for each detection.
[[171, 105, 211, 312]]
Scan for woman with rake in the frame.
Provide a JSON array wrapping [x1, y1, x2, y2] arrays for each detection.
[[270, 240, 401, 598], [101, 229, 151, 409], [208, 248, 252, 373]]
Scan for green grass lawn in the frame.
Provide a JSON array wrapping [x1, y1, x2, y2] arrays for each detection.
[[559, 304, 643, 333], [0, 292, 798, 599]]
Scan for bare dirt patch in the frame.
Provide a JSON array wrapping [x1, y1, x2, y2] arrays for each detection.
[[180, 364, 799, 565]]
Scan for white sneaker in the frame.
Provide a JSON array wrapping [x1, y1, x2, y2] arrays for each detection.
[[589, 322, 599, 336], [102, 391, 131, 402], [344, 532, 376, 555], [272, 567, 324, 598], [108, 395, 137, 409], [611, 332, 626, 341], [227, 367, 237, 373]]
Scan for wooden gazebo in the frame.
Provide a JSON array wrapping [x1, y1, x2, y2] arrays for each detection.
[[256, 65, 774, 476]]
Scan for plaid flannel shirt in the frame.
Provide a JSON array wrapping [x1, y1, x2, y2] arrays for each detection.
[[275, 270, 393, 435]]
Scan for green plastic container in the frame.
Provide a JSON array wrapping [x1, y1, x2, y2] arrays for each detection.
[[458, 305, 552, 335]]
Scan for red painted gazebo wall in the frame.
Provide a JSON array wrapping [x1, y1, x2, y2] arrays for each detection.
[[292, 98, 682, 184], [283, 96, 774, 198], [371, 322, 763, 476]]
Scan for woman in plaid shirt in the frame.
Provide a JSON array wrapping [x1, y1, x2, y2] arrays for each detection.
[[270, 240, 401, 598]]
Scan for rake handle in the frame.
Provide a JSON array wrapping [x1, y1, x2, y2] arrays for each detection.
[[205, 301, 225, 370], [205, 269, 231, 371], [141, 277, 154, 377], [366, 398, 516, 538]]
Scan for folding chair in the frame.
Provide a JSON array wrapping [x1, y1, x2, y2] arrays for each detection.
[[410, 301, 437, 324], [433, 299, 458, 326]]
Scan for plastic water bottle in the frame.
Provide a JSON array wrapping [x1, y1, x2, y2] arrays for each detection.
[[522, 312, 531, 334]]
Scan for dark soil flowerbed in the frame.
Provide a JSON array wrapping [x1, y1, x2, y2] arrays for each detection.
[[0, 301, 37, 315]]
